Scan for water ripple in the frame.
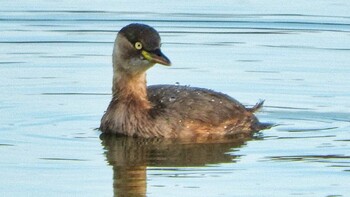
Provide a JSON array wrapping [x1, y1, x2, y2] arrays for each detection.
[[267, 154, 350, 162]]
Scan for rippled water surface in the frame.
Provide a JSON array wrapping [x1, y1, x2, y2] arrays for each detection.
[[1, 1, 350, 196]]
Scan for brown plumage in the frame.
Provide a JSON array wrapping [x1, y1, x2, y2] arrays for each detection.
[[100, 23, 271, 138]]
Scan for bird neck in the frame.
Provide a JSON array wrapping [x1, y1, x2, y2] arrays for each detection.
[[112, 67, 151, 110]]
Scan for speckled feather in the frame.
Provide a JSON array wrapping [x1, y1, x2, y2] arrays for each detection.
[[147, 85, 246, 125], [147, 85, 267, 137]]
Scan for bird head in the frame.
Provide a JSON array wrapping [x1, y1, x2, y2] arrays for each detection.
[[113, 23, 171, 75]]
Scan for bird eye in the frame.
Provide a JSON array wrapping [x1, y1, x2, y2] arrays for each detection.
[[134, 42, 143, 50]]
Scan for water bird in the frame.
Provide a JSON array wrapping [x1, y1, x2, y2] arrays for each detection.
[[100, 23, 271, 138]]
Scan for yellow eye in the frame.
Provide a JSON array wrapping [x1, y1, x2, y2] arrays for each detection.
[[134, 42, 143, 50]]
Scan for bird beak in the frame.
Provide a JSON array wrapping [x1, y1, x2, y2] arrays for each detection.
[[141, 49, 171, 66]]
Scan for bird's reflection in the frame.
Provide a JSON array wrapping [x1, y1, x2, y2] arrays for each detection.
[[100, 134, 251, 197]]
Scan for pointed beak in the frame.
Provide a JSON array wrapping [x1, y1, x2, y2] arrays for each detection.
[[141, 49, 171, 66]]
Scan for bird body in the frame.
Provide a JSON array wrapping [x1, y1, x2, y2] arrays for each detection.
[[100, 23, 270, 138]]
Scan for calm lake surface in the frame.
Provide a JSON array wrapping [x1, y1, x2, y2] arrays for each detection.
[[1, 0, 350, 196]]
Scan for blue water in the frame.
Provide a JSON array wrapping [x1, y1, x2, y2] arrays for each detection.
[[1, 1, 350, 196]]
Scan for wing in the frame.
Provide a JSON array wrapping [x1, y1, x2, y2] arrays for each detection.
[[147, 85, 249, 126]]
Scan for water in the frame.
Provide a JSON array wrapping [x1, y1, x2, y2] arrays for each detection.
[[1, 0, 350, 196]]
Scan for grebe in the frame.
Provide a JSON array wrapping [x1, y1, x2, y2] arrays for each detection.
[[100, 23, 271, 138]]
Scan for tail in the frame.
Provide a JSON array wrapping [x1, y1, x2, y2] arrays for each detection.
[[249, 100, 275, 131], [254, 122, 274, 131], [248, 100, 265, 113]]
